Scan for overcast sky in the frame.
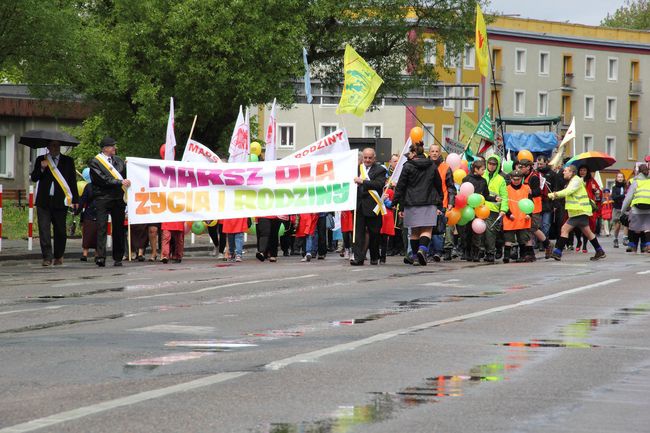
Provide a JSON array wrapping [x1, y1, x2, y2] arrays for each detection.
[[486, 0, 627, 26]]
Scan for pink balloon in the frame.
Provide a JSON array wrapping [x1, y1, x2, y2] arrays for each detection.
[[459, 182, 475, 196], [446, 153, 462, 171], [471, 218, 487, 234]]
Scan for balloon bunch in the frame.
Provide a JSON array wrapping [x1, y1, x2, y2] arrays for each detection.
[[446, 153, 470, 184], [249, 141, 262, 162], [445, 181, 489, 234]]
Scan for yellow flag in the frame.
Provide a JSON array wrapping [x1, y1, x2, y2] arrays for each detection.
[[475, 4, 489, 78], [336, 45, 384, 117]]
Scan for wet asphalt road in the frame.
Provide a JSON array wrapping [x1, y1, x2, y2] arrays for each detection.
[[1, 241, 649, 433]]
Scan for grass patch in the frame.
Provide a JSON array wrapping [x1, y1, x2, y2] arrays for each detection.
[[1, 200, 80, 240]]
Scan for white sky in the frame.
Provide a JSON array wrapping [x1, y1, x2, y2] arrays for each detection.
[[486, 0, 627, 26]]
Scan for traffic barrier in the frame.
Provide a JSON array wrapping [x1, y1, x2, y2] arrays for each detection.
[[28, 186, 34, 251]]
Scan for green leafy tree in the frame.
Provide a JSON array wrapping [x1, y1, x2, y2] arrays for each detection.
[[18, 0, 486, 158], [602, 0, 650, 30]]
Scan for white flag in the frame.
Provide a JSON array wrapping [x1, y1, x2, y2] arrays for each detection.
[[560, 116, 575, 146], [282, 128, 350, 160], [265, 99, 277, 161], [388, 138, 412, 186], [182, 139, 221, 164], [228, 106, 250, 163], [165, 97, 177, 160]]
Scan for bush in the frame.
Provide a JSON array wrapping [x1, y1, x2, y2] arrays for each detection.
[[1, 200, 80, 240]]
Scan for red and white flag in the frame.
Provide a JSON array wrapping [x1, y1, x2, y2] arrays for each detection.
[[228, 106, 250, 163], [265, 99, 277, 161], [165, 97, 177, 160], [182, 139, 221, 164]]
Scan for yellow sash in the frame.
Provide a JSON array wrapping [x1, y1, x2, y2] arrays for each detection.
[[46, 154, 73, 206], [360, 164, 386, 215], [95, 154, 127, 202]]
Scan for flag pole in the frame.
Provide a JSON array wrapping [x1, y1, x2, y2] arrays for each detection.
[[187, 115, 198, 141]]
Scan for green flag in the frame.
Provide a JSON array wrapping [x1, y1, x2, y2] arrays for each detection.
[[475, 108, 494, 141]]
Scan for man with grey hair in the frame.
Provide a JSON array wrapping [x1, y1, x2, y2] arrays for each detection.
[[351, 147, 386, 265]]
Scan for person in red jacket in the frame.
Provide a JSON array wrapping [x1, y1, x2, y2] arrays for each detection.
[[160, 221, 184, 264], [221, 218, 248, 262], [379, 188, 396, 263], [339, 210, 354, 259]]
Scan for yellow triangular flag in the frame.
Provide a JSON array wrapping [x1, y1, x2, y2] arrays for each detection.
[[475, 4, 489, 78], [336, 45, 384, 117]]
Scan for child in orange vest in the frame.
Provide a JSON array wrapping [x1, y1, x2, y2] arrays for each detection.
[[503, 170, 533, 263]]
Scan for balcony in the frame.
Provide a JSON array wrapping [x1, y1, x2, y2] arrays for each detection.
[[492, 66, 504, 86], [628, 119, 641, 135], [561, 73, 574, 90], [629, 80, 643, 97]]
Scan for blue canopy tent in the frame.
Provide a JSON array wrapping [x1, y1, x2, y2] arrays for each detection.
[[496, 116, 561, 159]]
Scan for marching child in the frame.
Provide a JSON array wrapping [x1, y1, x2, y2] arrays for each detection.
[[161, 221, 185, 264], [461, 159, 491, 262], [503, 170, 533, 263], [221, 218, 248, 262]]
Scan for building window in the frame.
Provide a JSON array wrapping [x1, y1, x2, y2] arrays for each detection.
[[278, 124, 295, 148], [463, 45, 475, 69], [606, 136, 616, 157], [583, 135, 593, 153], [584, 95, 594, 119], [363, 124, 382, 138], [424, 40, 436, 65], [442, 125, 455, 143], [585, 55, 595, 79], [320, 124, 338, 138], [608, 57, 618, 81], [514, 90, 525, 115], [423, 124, 435, 148], [537, 91, 548, 115], [0, 135, 15, 178], [628, 139, 637, 161], [444, 44, 459, 68], [515, 48, 526, 73], [443, 86, 454, 110], [463, 87, 474, 112], [539, 52, 549, 76], [606, 97, 617, 121]]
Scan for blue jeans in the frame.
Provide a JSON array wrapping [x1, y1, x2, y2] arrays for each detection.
[[305, 234, 317, 255], [541, 211, 552, 239], [228, 233, 244, 256]]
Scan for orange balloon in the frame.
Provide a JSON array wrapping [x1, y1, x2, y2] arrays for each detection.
[[410, 126, 424, 143], [517, 149, 534, 162], [475, 204, 490, 220], [446, 208, 461, 226]]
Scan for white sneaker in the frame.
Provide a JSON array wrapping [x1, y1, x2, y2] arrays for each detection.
[[235, 255, 242, 262], [343, 249, 350, 259], [301, 253, 312, 262], [217, 253, 225, 260], [209, 247, 217, 257]]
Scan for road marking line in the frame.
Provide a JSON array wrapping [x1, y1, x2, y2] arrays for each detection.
[[636, 270, 650, 275], [265, 279, 620, 370], [129, 274, 318, 299], [0, 372, 248, 433], [0, 278, 619, 432], [0, 306, 64, 316], [126, 352, 213, 366], [129, 324, 217, 334]]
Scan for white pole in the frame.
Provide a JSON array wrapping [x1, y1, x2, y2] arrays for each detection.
[[28, 186, 34, 251], [107, 214, 113, 249], [191, 232, 195, 245]]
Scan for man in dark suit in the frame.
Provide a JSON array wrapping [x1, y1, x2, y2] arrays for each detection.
[[351, 147, 386, 266], [30, 140, 79, 266], [89, 137, 131, 267]]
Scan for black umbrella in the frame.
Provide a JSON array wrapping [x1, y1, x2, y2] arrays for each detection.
[[18, 129, 80, 149]]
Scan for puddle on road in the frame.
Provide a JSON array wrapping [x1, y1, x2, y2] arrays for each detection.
[[32, 287, 125, 299]]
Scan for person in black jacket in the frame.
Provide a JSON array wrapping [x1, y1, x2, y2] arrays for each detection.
[[536, 155, 561, 240], [393, 142, 442, 266], [461, 159, 491, 262], [30, 140, 79, 266], [89, 137, 131, 267], [610, 172, 628, 248], [350, 148, 387, 266]]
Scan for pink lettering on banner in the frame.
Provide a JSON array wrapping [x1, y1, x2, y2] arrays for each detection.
[[149, 166, 177, 188], [276, 166, 299, 183], [247, 168, 263, 186], [223, 168, 245, 186], [176, 167, 198, 188], [196, 168, 224, 187]]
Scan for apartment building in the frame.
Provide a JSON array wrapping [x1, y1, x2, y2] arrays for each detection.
[[487, 17, 650, 183]]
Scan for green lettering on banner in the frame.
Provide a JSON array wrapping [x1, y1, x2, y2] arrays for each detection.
[[307, 186, 316, 206], [234, 190, 257, 210], [274, 189, 294, 208], [315, 184, 332, 206], [332, 183, 350, 203], [258, 189, 274, 210], [293, 187, 307, 207]]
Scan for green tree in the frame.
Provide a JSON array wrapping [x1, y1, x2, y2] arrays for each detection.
[[601, 0, 650, 30], [23, 0, 485, 158]]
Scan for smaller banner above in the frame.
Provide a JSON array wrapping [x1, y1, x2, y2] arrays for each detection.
[[182, 139, 221, 164], [282, 128, 350, 160], [127, 150, 358, 224]]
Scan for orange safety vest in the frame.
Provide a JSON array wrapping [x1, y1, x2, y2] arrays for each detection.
[[524, 171, 542, 214], [504, 184, 532, 231], [438, 161, 450, 209]]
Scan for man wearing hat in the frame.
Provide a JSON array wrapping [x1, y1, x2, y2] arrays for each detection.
[[89, 137, 131, 267]]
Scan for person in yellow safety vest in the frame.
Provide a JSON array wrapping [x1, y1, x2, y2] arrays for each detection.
[[547, 164, 606, 261], [620, 163, 650, 253], [482, 154, 508, 263]]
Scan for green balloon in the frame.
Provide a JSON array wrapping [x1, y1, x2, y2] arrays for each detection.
[[467, 193, 483, 208], [457, 206, 475, 226], [502, 160, 513, 174], [191, 221, 206, 235], [248, 224, 256, 235], [518, 198, 535, 215], [278, 224, 285, 236], [249, 153, 259, 162]]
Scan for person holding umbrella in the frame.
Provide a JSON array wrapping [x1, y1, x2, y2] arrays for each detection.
[[29, 139, 79, 266], [548, 165, 606, 261], [89, 137, 131, 267]]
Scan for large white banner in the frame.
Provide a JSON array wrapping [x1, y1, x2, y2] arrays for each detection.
[[182, 139, 222, 164], [127, 150, 358, 224], [282, 128, 350, 160]]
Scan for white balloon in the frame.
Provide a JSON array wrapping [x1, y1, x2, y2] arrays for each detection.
[[447, 153, 462, 171], [471, 218, 487, 234], [459, 182, 475, 197]]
